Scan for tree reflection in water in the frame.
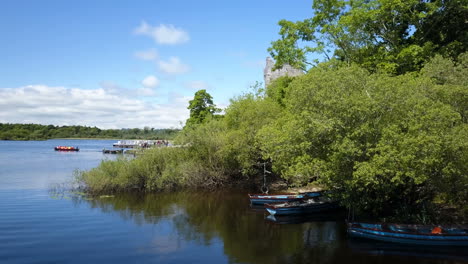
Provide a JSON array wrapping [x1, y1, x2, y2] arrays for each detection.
[[75, 191, 466, 264]]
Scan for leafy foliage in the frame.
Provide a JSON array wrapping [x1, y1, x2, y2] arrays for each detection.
[[265, 76, 295, 107], [80, 1, 467, 222], [0, 123, 179, 141], [80, 53, 468, 221], [258, 55, 468, 218], [185, 89, 221, 128], [269, 0, 468, 74], [222, 92, 283, 175]]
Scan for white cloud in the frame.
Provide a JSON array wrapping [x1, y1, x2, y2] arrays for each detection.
[[134, 49, 158, 61], [185, 80, 209, 90], [134, 21, 189, 45], [141, 75, 160, 88], [158, 57, 190, 75], [0, 85, 189, 129], [137, 87, 156, 96]]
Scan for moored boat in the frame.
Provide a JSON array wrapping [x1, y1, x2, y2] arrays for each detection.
[[248, 191, 322, 205], [266, 211, 345, 224], [103, 149, 123, 154], [348, 222, 468, 246], [265, 196, 339, 216], [54, 146, 79, 151]]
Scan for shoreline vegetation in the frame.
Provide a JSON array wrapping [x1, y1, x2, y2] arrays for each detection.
[[0, 123, 179, 141], [14, 1, 468, 224], [77, 52, 467, 224]]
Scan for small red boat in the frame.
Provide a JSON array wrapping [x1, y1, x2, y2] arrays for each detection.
[[54, 146, 79, 151]]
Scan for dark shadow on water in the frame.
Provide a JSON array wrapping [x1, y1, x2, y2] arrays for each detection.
[[348, 237, 468, 262], [64, 191, 467, 264]]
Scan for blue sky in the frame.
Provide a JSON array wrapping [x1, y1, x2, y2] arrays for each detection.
[[0, 0, 313, 128]]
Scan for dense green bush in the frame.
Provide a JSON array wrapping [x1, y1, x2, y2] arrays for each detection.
[[79, 54, 467, 222], [258, 55, 467, 219]]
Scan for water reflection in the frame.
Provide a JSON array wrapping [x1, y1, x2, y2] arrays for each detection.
[[73, 191, 344, 264], [2, 139, 465, 264], [348, 238, 468, 262], [69, 191, 466, 264]]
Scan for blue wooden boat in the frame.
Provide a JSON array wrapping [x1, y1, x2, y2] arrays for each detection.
[[265, 196, 339, 216], [348, 222, 468, 246], [248, 191, 322, 205]]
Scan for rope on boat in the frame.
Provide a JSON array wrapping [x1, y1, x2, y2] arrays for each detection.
[[261, 162, 271, 194]]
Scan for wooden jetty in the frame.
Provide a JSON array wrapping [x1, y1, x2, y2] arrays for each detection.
[[112, 140, 170, 148]]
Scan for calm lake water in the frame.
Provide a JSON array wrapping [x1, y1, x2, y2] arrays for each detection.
[[0, 140, 466, 264]]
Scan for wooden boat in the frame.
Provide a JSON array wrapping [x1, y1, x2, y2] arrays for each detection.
[[102, 149, 123, 154], [54, 146, 79, 151], [266, 212, 345, 224], [248, 191, 322, 205], [265, 196, 339, 216], [348, 222, 468, 246]]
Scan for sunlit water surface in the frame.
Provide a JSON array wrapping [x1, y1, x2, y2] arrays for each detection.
[[0, 140, 466, 264]]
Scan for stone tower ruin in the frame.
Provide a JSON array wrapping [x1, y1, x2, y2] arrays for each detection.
[[263, 57, 304, 87]]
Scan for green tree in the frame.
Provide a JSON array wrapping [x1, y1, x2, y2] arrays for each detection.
[[269, 0, 467, 74], [422, 53, 468, 123], [185, 89, 221, 128], [223, 92, 283, 176], [258, 64, 467, 219], [0, 123, 179, 140], [265, 76, 295, 107]]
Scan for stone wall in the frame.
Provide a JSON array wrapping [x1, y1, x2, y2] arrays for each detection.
[[263, 57, 303, 87]]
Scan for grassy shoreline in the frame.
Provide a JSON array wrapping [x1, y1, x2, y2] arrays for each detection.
[[77, 146, 467, 224]]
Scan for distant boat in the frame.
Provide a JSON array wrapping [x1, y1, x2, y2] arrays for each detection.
[[348, 222, 468, 246], [265, 196, 339, 216], [248, 192, 322, 206], [102, 149, 123, 154], [54, 146, 79, 151]]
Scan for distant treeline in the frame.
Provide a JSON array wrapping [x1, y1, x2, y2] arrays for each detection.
[[0, 123, 179, 140]]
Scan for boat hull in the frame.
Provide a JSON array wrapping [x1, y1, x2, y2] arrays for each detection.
[[266, 212, 344, 224], [54, 147, 79, 151], [265, 201, 339, 216], [103, 149, 123, 154], [348, 223, 468, 246], [249, 192, 321, 205]]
